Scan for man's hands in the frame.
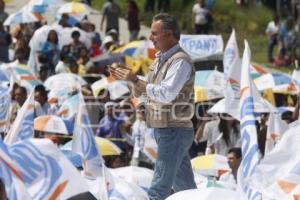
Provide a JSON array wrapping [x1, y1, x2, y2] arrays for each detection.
[[110, 62, 147, 96], [110, 62, 137, 82]]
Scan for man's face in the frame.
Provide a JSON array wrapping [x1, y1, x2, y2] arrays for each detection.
[[149, 20, 170, 52], [34, 91, 47, 106], [227, 152, 241, 170], [15, 88, 27, 106]]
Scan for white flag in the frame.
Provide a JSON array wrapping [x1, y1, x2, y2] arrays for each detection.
[[9, 138, 90, 199], [0, 86, 11, 133], [0, 139, 31, 200], [223, 30, 241, 116], [4, 91, 34, 144], [265, 113, 288, 155], [57, 93, 80, 120], [221, 30, 276, 120], [73, 92, 103, 178], [237, 41, 261, 200], [250, 123, 300, 200]]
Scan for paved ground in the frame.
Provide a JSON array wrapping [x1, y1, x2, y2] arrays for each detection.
[[5, 0, 151, 43]]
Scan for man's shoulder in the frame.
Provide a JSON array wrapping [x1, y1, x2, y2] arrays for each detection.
[[169, 49, 193, 68], [171, 48, 191, 60]]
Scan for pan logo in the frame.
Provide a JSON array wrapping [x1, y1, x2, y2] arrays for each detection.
[[180, 37, 218, 58], [9, 141, 62, 199]]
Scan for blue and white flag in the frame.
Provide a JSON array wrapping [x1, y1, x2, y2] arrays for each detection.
[[223, 29, 242, 119], [58, 93, 80, 120], [73, 92, 103, 178], [237, 41, 261, 200], [4, 91, 34, 144], [9, 138, 90, 199], [0, 86, 11, 133], [250, 123, 300, 199], [0, 139, 31, 200]]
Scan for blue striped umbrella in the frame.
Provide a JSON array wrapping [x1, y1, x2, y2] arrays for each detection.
[[4, 11, 43, 26]]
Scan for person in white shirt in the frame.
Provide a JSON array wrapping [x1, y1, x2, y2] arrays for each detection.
[[192, 0, 212, 34], [55, 53, 70, 74], [219, 147, 242, 186], [195, 114, 241, 156], [34, 85, 53, 117], [265, 14, 280, 62], [130, 105, 154, 167]]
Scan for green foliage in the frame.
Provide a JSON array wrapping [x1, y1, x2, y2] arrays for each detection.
[[91, 0, 274, 63]]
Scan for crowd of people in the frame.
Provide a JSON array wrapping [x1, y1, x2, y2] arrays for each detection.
[[265, 13, 300, 66], [0, 0, 297, 176], [265, 0, 300, 67], [2, 0, 300, 199]]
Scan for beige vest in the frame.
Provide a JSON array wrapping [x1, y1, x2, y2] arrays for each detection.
[[146, 48, 195, 128]]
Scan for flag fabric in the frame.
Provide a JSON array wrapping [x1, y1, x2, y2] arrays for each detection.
[[221, 30, 276, 120], [6, 65, 42, 93], [223, 30, 241, 117], [223, 29, 240, 87], [4, 91, 35, 144], [0, 86, 11, 133], [111, 166, 154, 192], [83, 158, 115, 200], [250, 123, 300, 200], [0, 139, 31, 200], [86, 166, 149, 200], [262, 162, 300, 200], [9, 138, 90, 199], [57, 93, 80, 120], [143, 130, 158, 163], [265, 113, 288, 155], [73, 92, 103, 178], [237, 41, 261, 200]]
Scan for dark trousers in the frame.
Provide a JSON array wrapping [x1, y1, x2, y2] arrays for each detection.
[[268, 35, 278, 62], [157, 0, 170, 12], [194, 24, 209, 34], [145, 0, 155, 12]]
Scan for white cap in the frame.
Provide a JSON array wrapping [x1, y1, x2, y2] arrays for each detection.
[[102, 35, 114, 45], [107, 29, 118, 35]]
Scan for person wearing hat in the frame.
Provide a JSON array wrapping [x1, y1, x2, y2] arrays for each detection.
[[107, 29, 124, 48], [110, 13, 196, 199], [102, 35, 115, 52]]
